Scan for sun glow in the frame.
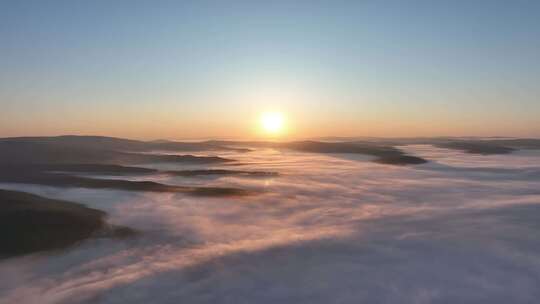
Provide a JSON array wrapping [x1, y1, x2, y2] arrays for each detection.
[[260, 112, 284, 135]]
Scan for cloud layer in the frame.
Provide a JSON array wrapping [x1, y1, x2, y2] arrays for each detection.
[[1, 145, 540, 303]]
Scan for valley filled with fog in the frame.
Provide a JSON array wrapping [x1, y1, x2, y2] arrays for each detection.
[[1, 138, 540, 303]]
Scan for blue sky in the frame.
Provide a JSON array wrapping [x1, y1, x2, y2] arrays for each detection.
[[1, 0, 539, 139]]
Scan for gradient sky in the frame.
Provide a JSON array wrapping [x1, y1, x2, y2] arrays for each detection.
[[1, 0, 539, 139]]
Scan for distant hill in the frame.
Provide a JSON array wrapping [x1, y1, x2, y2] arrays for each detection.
[[0, 135, 235, 165]]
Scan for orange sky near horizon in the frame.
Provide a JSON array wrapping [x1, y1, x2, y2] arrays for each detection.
[[2, 2, 540, 140], [2, 104, 538, 140]]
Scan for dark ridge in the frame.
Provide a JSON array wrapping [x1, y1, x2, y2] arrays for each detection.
[[3, 164, 158, 175], [477, 139, 540, 150], [375, 155, 428, 165], [282, 141, 428, 165], [0, 189, 133, 259], [0, 135, 142, 149], [0, 141, 233, 165], [0, 135, 428, 166], [150, 140, 251, 153], [0, 135, 239, 152], [0, 164, 277, 179], [0, 169, 253, 197], [118, 153, 233, 164], [345, 138, 539, 153], [0, 142, 118, 165], [435, 142, 515, 155], [201, 140, 429, 165], [302, 137, 540, 154], [284, 140, 400, 155], [165, 169, 278, 177], [187, 187, 253, 197]]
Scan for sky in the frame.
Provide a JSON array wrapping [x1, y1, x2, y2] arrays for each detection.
[[1, 0, 539, 140]]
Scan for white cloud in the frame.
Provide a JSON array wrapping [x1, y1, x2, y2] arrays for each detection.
[[1, 145, 540, 303]]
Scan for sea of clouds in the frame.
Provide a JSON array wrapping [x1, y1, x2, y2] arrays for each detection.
[[1, 145, 540, 304]]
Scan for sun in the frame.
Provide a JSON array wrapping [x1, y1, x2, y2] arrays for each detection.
[[260, 112, 284, 134]]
